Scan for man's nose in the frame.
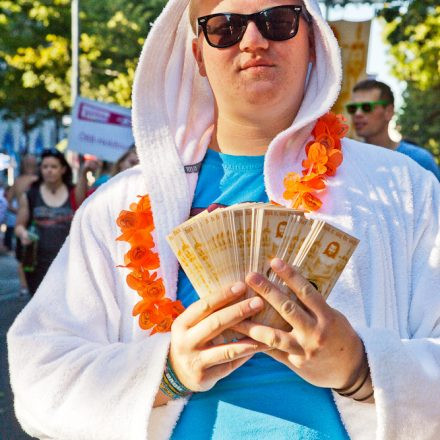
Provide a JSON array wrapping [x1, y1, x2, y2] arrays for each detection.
[[239, 21, 269, 51]]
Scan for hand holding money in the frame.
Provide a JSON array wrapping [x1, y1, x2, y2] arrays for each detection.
[[168, 282, 267, 393], [233, 258, 367, 392]]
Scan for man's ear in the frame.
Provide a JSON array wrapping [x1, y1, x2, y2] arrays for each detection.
[[384, 104, 394, 122], [192, 38, 207, 77]]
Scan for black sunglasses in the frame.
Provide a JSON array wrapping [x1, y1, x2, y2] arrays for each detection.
[[346, 100, 390, 115], [197, 5, 305, 49]]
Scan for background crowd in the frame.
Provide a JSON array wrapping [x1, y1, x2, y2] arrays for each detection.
[[0, 146, 138, 296]]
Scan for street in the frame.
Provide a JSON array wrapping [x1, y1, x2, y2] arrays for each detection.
[[0, 253, 35, 439]]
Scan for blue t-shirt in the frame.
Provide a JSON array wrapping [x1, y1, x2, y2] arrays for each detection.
[[171, 149, 349, 440], [397, 141, 440, 180]]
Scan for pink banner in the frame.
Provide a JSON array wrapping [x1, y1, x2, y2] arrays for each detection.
[[78, 102, 131, 128]]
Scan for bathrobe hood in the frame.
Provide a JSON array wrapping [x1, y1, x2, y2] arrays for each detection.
[[131, 0, 342, 229]]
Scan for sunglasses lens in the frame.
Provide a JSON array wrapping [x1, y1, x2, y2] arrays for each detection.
[[361, 103, 373, 113], [202, 6, 301, 48], [260, 7, 300, 41], [205, 14, 245, 48], [346, 105, 357, 115]]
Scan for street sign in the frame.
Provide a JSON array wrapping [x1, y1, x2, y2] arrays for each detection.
[[68, 97, 134, 162]]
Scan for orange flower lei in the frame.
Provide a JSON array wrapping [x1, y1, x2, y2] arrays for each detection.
[[283, 112, 349, 212], [116, 195, 184, 334]]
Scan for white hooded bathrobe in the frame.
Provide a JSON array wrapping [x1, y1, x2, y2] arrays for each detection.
[[7, 0, 440, 439]]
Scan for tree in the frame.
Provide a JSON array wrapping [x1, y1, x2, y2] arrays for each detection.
[[397, 83, 440, 160], [381, 0, 440, 161], [0, 0, 166, 144]]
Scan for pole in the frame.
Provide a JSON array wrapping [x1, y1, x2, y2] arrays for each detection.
[[71, 0, 80, 107], [325, 0, 331, 21]]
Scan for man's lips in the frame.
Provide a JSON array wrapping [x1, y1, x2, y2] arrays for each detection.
[[354, 121, 367, 131], [240, 60, 275, 70]]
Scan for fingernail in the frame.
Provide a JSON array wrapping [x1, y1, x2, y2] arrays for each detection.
[[249, 297, 263, 309], [248, 272, 264, 287], [231, 282, 245, 294], [271, 258, 285, 271]]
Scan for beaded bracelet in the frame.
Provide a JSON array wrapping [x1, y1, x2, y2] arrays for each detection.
[[159, 357, 192, 400]]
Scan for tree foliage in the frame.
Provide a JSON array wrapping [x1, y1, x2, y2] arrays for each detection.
[[397, 83, 440, 160], [380, 0, 440, 160], [0, 0, 166, 133]]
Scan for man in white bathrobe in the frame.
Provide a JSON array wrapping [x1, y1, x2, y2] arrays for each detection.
[[7, 0, 440, 439]]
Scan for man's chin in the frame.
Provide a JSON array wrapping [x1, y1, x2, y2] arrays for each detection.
[[238, 83, 284, 105]]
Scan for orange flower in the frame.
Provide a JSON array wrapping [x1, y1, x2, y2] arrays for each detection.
[[116, 210, 138, 230], [133, 297, 184, 333], [301, 192, 323, 211], [325, 149, 343, 176], [135, 194, 152, 213], [132, 296, 157, 317], [301, 173, 326, 190], [283, 172, 325, 209], [137, 309, 156, 331], [283, 112, 346, 212], [302, 142, 328, 175], [117, 210, 153, 231], [124, 246, 160, 270], [312, 113, 348, 149], [141, 279, 166, 299], [315, 133, 335, 151], [126, 270, 157, 291], [159, 298, 185, 318], [151, 317, 174, 335]]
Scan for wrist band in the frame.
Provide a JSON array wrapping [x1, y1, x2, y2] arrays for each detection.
[[335, 363, 370, 398], [159, 357, 192, 400], [354, 389, 374, 402]]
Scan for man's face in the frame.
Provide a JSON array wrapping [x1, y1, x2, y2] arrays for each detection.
[[326, 243, 337, 257], [350, 88, 394, 140], [192, 0, 313, 117]]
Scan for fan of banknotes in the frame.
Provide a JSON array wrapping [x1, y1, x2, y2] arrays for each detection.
[[167, 203, 359, 332]]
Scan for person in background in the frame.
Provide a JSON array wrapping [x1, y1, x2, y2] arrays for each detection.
[[92, 160, 113, 188], [3, 185, 18, 252], [9, 154, 38, 294], [0, 180, 8, 254], [14, 149, 90, 295], [84, 149, 138, 198], [347, 79, 440, 180], [73, 155, 101, 200], [111, 145, 139, 176]]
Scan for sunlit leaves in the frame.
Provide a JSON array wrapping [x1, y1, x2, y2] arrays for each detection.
[[0, 0, 166, 132], [380, 0, 440, 162]]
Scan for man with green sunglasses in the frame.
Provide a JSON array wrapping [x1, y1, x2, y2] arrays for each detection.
[[348, 79, 439, 180]]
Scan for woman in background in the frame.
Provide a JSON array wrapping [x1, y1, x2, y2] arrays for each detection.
[[15, 150, 88, 295]]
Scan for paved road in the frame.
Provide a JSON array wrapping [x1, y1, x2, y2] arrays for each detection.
[[0, 253, 35, 440]]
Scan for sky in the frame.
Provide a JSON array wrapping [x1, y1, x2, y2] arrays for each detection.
[[320, 2, 404, 110]]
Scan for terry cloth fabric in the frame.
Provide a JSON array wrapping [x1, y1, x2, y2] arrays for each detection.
[[7, 1, 440, 439], [397, 140, 440, 180], [174, 148, 349, 439]]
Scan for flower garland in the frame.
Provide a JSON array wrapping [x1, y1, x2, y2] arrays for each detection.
[[116, 195, 184, 334], [117, 113, 347, 332], [283, 112, 349, 212]]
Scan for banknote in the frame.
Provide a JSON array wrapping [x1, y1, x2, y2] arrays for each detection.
[[166, 203, 359, 334]]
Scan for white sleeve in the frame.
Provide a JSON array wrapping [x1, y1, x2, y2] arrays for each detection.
[[7, 193, 176, 440], [356, 176, 440, 439]]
